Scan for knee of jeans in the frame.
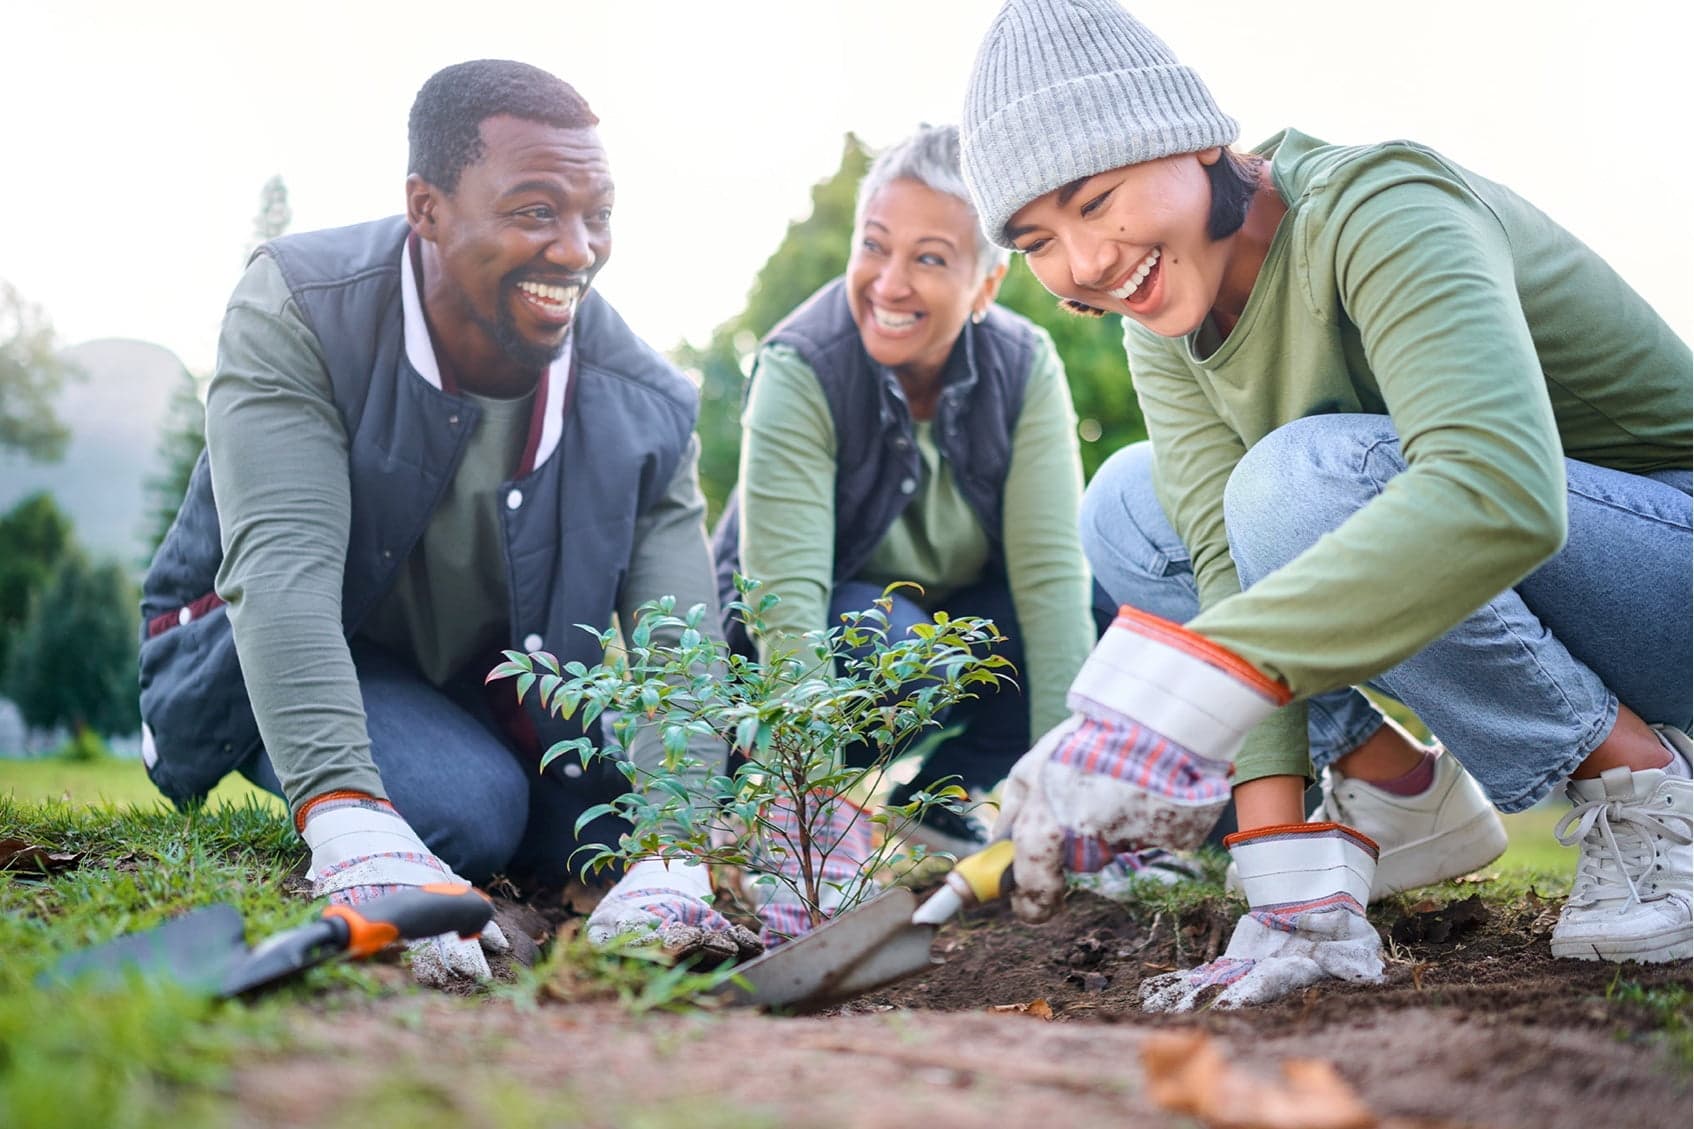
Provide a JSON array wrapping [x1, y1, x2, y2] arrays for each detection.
[[410, 782, 526, 884], [1224, 416, 1402, 583], [1080, 441, 1181, 579]]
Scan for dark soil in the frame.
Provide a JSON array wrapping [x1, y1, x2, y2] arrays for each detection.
[[236, 878, 1691, 1129]]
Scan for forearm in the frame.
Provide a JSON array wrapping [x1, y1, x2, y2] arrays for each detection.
[[737, 347, 839, 667], [209, 256, 378, 817], [620, 433, 729, 786], [1001, 340, 1095, 735]]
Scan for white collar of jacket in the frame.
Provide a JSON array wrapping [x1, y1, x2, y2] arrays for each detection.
[[399, 237, 573, 471]]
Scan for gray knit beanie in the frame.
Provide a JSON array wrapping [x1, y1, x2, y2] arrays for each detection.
[[961, 0, 1238, 248]]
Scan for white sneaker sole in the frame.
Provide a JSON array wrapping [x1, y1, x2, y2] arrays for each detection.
[[1373, 807, 1509, 897], [1551, 927, 1694, 963]]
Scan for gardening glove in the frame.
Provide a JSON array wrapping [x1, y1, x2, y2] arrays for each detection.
[[1140, 822, 1384, 1012], [586, 858, 764, 961], [741, 792, 877, 946], [994, 606, 1290, 922], [299, 792, 510, 988]]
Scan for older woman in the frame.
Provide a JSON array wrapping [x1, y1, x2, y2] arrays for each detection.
[[960, 0, 1691, 1009], [713, 124, 1098, 857]]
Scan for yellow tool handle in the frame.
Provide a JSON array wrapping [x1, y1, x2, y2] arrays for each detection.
[[949, 838, 1016, 905]]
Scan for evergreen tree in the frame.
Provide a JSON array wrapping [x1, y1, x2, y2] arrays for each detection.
[[0, 282, 81, 462], [5, 546, 140, 741], [140, 368, 205, 557], [0, 493, 73, 678]]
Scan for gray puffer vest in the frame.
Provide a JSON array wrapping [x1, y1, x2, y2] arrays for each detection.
[[712, 277, 1037, 644], [139, 216, 698, 806]]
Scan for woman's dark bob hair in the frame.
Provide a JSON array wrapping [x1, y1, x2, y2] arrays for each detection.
[[1059, 149, 1262, 318]]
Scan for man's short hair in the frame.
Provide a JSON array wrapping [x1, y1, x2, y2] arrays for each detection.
[[408, 60, 599, 194]]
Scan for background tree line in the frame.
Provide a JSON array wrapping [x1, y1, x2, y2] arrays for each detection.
[[3, 135, 1147, 755]]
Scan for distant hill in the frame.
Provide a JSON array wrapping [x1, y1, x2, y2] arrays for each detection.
[[0, 337, 188, 569]]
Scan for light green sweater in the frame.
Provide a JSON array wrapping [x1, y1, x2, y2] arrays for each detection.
[[1129, 130, 1691, 782], [737, 332, 1097, 738]]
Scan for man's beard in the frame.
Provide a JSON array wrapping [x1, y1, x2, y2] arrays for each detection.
[[476, 280, 573, 373]]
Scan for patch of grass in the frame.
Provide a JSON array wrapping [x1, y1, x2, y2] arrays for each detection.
[[1605, 975, 1693, 1065], [0, 796, 327, 1129], [0, 754, 284, 812]]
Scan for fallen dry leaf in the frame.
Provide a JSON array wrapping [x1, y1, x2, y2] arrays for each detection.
[[986, 998, 1054, 1020], [0, 837, 82, 874], [1141, 1031, 1376, 1129]]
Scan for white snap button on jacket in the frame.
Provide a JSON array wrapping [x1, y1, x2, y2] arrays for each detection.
[[523, 633, 543, 652], [178, 607, 193, 626], [561, 763, 584, 779], [900, 477, 917, 495], [506, 489, 524, 510]]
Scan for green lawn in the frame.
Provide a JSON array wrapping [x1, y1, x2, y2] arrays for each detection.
[[0, 756, 284, 813], [1496, 803, 1577, 878], [1, 752, 1571, 881]]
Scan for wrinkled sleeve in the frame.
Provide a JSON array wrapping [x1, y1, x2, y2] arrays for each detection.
[[736, 345, 839, 666], [1189, 178, 1567, 697], [1000, 331, 1096, 736], [208, 255, 383, 815], [618, 431, 731, 790], [1126, 329, 1311, 783]]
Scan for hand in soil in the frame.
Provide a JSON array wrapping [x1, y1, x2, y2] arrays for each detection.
[[1141, 826, 1383, 1012], [585, 859, 764, 962], [992, 610, 1284, 923]]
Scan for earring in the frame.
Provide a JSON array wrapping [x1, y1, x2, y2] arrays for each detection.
[[971, 308, 986, 325]]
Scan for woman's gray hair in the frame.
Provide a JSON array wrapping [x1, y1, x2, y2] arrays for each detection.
[[855, 124, 1011, 280]]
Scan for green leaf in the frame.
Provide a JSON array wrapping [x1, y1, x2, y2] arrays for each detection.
[[573, 803, 619, 835], [485, 661, 528, 682], [515, 671, 536, 703]]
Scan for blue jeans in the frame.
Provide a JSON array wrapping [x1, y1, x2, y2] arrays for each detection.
[[241, 640, 629, 884], [831, 577, 1031, 791], [1081, 416, 1692, 813]]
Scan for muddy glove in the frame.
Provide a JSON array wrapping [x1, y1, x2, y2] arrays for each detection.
[[741, 792, 877, 946], [994, 607, 1290, 922], [586, 858, 764, 961], [1140, 823, 1384, 1012], [300, 792, 510, 987]]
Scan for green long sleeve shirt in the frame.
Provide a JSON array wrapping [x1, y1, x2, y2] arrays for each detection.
[[207, 255, 724, 816], [1129, 130, 1691, 782], [737, 331, 1097, 738]]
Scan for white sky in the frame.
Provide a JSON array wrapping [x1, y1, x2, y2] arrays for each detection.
[[1, 0, 1688, 373]]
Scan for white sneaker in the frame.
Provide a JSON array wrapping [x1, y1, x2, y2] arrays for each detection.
[[1226, 749, 1507, 902], [1551, 727, 1693, 964]]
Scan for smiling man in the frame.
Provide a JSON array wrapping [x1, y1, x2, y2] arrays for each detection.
[[138, 60, 760, 986]]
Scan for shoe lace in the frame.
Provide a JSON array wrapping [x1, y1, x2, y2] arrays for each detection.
[[1554, 791, 1692, 907]]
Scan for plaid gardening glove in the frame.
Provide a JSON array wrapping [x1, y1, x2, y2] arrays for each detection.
[[586, 858, 764, 961], [741, 792, 877, 947], [300, 792, 510, 988], [995, 607, 1290, 922], [1140, 823, 1384, 1012]]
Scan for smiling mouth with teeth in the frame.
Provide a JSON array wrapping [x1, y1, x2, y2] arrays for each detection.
[[870, 305, 921, 332], [516, 279, 583, 319], [1107, 247, 1162, 303]]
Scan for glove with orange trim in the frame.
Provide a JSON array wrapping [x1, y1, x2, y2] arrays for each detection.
[[300, 792, 510, 988], [1140, 823, 1384, 1011], [994, 607, 1291, 922]]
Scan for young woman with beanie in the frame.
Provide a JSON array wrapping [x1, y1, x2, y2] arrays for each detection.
[[958, 0, 1691, 1010]]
